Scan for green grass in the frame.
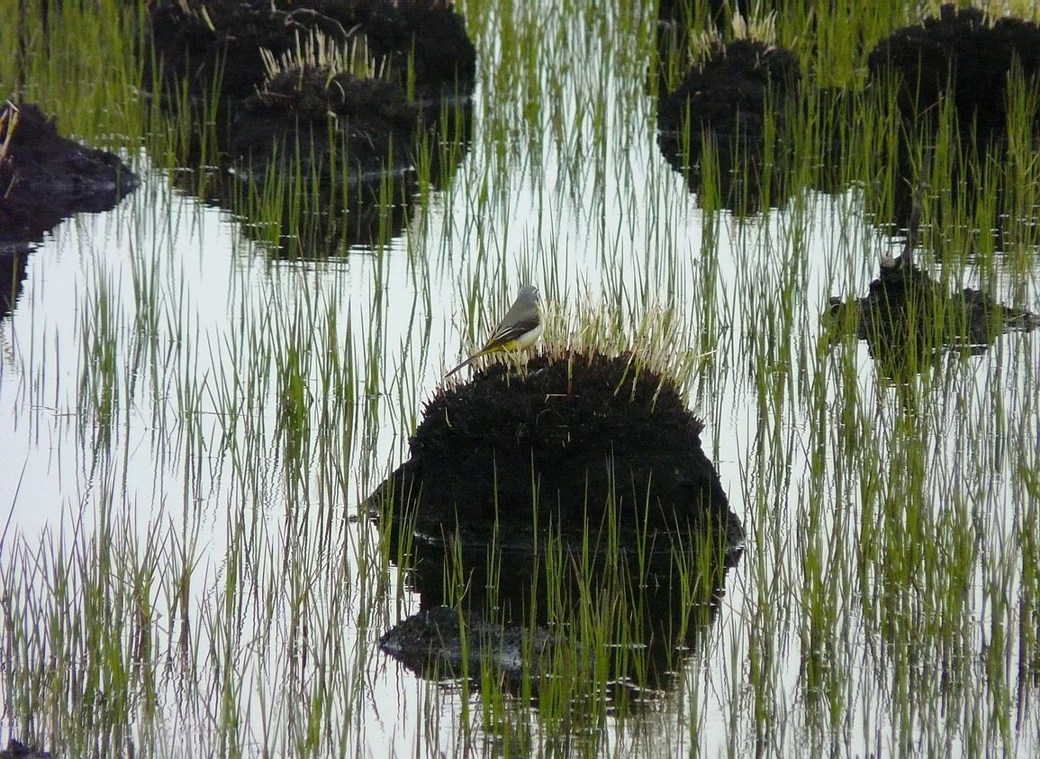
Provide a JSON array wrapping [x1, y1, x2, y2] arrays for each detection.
[[0, 0, 1038, 756]]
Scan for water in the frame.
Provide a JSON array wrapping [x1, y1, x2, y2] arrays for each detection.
[[2, 2, 1039, 757]]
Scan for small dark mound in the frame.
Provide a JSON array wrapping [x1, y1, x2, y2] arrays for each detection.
[[867, 5, 1040, 145], [826, 256, 1040, 380], [230, 66, 418, 190], [0, 103, 137, 313], [370, 350, 741, 549], [657, 39, 801, 211], [0, 104, 138, 248], [354, 0, 477, 103]]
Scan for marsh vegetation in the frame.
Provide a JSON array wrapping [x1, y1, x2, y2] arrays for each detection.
[[1, 0, 1039, 756]]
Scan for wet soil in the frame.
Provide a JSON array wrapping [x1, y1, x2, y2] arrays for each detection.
[[657, 39, 801, 212], [0, 103, 138, 318], [369, 350, 742, 550], [827, 256, 1040, 381]]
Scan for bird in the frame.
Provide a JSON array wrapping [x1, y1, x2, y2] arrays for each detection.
[[445, 286, 543, 377]]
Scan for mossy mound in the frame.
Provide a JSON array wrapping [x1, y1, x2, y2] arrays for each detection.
[[827, 256, 1040, 380], [657, 39, 800, 212], [867, 5, 1040, 145], [371, 351, 741, 550]]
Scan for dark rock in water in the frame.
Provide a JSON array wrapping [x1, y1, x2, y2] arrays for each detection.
[[657, 39, 800, 212], [826, 256, 1040, 381], [369, 350, 742, 550], [380, 606, 557, 682], [867, 5, 1040, 145], [146, 0, 476, 109], [0, 103, 137, 317]]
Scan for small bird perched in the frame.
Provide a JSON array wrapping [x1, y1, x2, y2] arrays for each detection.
[[445, 286, 543, 377]]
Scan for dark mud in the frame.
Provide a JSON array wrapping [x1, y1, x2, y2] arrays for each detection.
[[369, 350, 742, 549], [657, 39, 801, 213], [145, 0, 475, 254], [827, 255, 1040, 381], [0, 103, 138, 318]]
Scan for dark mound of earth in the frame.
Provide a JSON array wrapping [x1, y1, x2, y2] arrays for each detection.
[[827, 255, 1040, 380], [867, 4, 1040, 145], [230, 66, 418, 193], [1, 103, 138, 317], [380, 605, 557, 683], [147, 0, 475, 108], [0, 104, 137, 247], [657, 39, 800, 212], [378, 520, 740, 695], [369, 350, 742, 550]]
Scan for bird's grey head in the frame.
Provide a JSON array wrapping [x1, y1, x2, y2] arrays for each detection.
[[518, 285, 540, 301]]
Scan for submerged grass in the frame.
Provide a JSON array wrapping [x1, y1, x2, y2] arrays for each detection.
[[0, 0, 1039, 756]]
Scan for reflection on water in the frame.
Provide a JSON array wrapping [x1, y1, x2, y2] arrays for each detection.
[[380, 520, 742, 710]]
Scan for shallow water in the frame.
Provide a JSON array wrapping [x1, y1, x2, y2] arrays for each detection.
[[2, 2, 1039, 757]]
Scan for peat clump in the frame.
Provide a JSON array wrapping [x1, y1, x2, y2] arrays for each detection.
[[380, 605, 557, 684], [145, 0, 474, 253], [0, 104, 138, 247], [230, 67, 418, 195], [378, 526, 739, 697], [371, 350, 741, 550], [827, 255, 1040, 380], [147, 0, 476, 110], [657, 39, 800, 212], [867, 5, 1040, 146], [1, 103, 138, 317], [866, 5, 1040, 233], [220, 66, 421, 252], [0, 739, 51, 759]]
